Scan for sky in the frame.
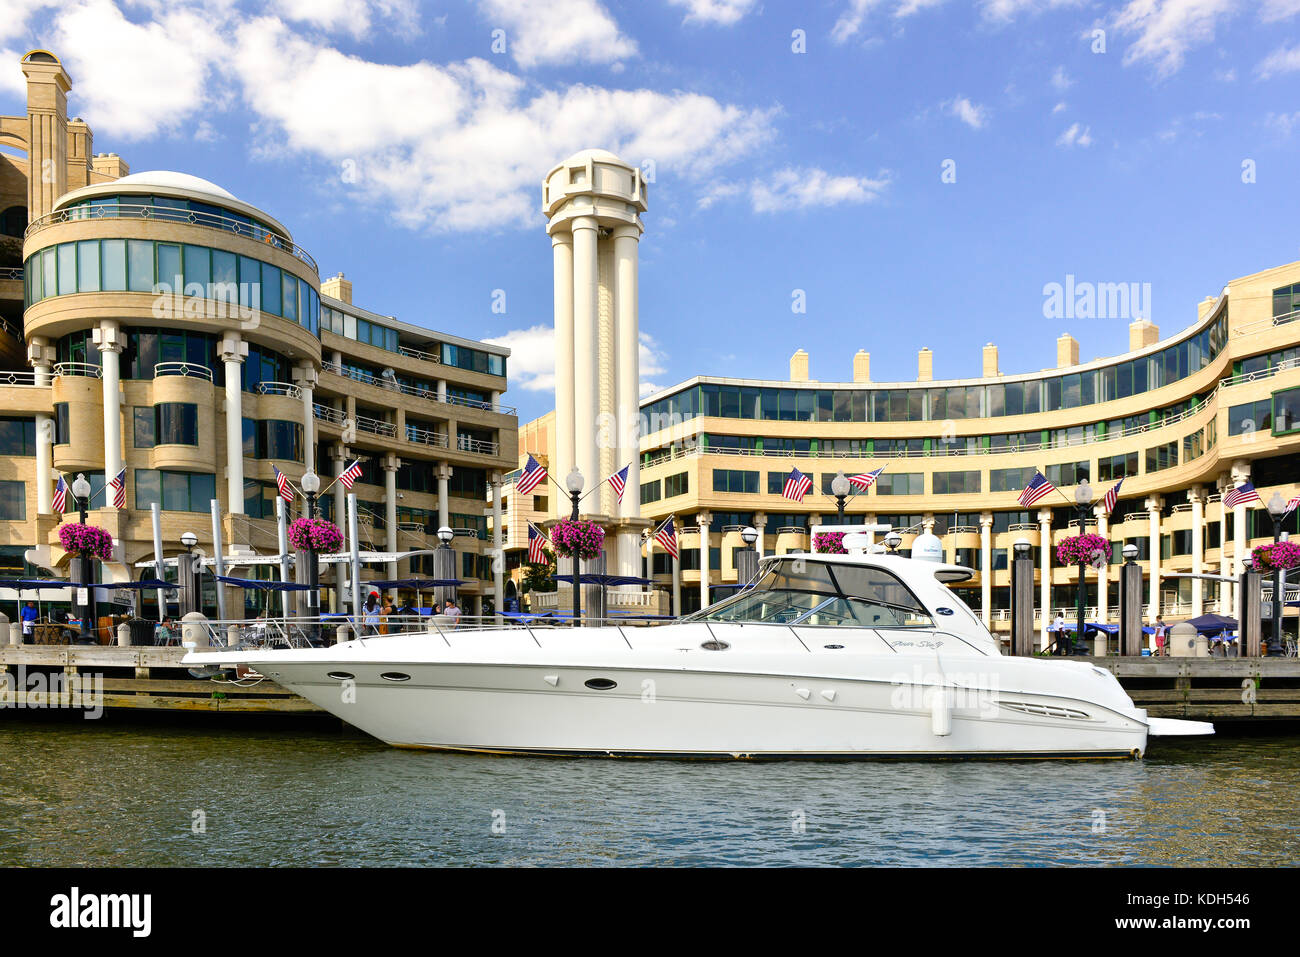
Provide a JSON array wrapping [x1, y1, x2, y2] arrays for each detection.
[[2, 0, 1298, 424]]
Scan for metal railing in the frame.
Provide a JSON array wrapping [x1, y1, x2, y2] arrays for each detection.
[[155, 361, 214, 382], [0, 266, 23, 281], [406, 424, 449, 448], [356, 413, 397, 438], [313, 402, 346, 426], [398, 344, 440, 364], [256, 380, 302, 398], [455, 434, 500, 456], [319, 359, 516, 415], [1231, 308, 1300, 337], [53, 361, 103, 379], [0, 369, 40, 387], [26, 203, 319, 273]]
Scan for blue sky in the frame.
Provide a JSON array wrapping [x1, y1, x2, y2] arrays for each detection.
[[2, 0, 1299, 423]]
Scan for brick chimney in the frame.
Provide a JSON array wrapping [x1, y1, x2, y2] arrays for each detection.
[[982, 343, 999, 377], [918, 347, 933, 381], [1056, 333, 1079, 368], [1129, 319, 1159, 351], [790, 349, 809, 382], [853, 350, 870, 383], [321, 272, 353, 305]]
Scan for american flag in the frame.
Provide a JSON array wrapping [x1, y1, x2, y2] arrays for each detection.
[[516, 455, 548, 495], [849, 467, 884, 491], [1102, 477, 1124, 515], [1223, 481, 1260, 508], [338, 459, 363, 489], [1018, 470, 1056, 508], [272, 464, 294, 504], [527, 523, 549, 564], [607, 464, 630, 503], [51, 475, 67, 513], [1283, 492, 1300, 519], [782, 467, 813, 502], [653, 516, 679, 560], [110, 467, 126, 509]]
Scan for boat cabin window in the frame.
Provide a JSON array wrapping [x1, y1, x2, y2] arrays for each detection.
[[687, 559, 934, 629]]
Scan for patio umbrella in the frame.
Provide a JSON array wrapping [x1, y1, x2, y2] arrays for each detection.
[[0, 577, 72, 633]]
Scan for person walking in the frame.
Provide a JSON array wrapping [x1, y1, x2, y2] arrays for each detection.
[[1051, 613, 1066, 655], [1154, 616, 1168, 657], [362, 592, 381, 637]]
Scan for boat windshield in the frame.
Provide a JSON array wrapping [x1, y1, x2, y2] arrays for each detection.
[[685, 559, 934, 628]]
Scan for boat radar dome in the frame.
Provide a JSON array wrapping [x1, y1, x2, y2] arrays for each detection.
[[911, 532, 944, 563]]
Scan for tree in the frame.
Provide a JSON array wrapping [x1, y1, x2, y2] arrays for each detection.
[[522, 547, 557, 595]]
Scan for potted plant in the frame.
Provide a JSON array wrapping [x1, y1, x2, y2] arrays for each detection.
[[58, 522, 114, 562], [1055, 533, 1111, 569], [550, 519, 605, 561], [1252, 540, 1300, 572], [288, 517, 344, 553], [813, 531, 847, 554]]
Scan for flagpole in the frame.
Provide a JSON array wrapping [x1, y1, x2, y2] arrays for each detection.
[[275, 496, 292, 619]]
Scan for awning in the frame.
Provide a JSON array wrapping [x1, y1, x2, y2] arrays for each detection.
[[214, 575, 314, 592]]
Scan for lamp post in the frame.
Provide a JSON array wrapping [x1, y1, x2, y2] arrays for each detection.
[[565, 467, 584, 627], [738, 525, 759, 587], [1010, 538, 1033, 656], [831, 471, 851, 520], [1265, 491, 1288, 656], [1119, 543, 1140, 656], [435, 525, 455, 612], [1071, 482, 1095, 656], [71, 473, 96, 644], [181, 531, 198, 617], [301, 469, 321, 641]]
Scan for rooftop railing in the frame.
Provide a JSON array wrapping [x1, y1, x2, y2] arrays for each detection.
[[25, 204, 319, 273], [319, 359, 516, 415]]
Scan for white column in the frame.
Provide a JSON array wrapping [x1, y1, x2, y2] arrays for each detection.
[[95, 321, 124, 504], [221, 334, 248, 513], [754, 513, 767, 558], [613, 224, 641, 578], [979, 512, 992, 627], [1190, 486, 1205, 616], [571, 216, 600, 504], [1147, 496, 1162, 646], [697, 511, 711, 610], [1038, 509, 1052, 650], [295, 364, 318, 458], [1095, 506, 1110, 623], [552, 232, 575, 519], [331, 447, 347, 613], [32, 343, 53, 515], [383, 455, 399, 593], [491, 473, 504, 622], [1218, 475, 1233, 615]]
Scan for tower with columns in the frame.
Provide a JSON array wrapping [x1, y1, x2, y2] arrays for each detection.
[[543, 149, 649, 578]]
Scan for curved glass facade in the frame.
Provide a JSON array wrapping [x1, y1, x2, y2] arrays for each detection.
[[61, 194, 282, 239], [25, 238, 320, 336], [641, 315, 1228, 432], [56, 329, 293, 392]]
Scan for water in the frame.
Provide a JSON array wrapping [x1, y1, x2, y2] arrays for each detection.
[[1, 720, 1298, 866]]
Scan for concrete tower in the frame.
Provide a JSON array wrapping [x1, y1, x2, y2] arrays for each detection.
[[543, 149, 648, 578]]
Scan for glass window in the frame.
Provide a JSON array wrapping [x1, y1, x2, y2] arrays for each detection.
[[57, 243, 76, 295], [0, 418, 36, 456], [133, 469, 160, 510], [101, 239, 126, 291], [53, 403, 69, 445], [0, 481, 26, 520], [41, 247, 56, 298], [77, 240, 100, 292], [133, 407, 155, 448], [1273, 387, 1300, 434], [239, 256, 260, 309], [282, 273, 298, 322], [877, 473, 923, 496], [155, 403, 198, 445], [183, 244, 210, 293], [127, 240, 154, 291], [261, 262, 281, 315], [156, 243, 181, 289], [211, 249, 237, 301], [933, 470, 981, 494], [162, 471, 189, 511]]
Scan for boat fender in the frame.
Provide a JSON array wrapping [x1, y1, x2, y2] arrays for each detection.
[[930, 687, 952, 736]]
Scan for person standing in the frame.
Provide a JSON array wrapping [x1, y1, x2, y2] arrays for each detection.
[[362, 592, 381, 636], [20, 601, 37, 643], [443, 598, 462, 627], [1154, 616, 1168, 656], [1052, 612, 1066, 655]]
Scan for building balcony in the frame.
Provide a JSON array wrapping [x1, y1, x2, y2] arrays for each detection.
[[319, 359, 516, 416], [25, 203, 319, 273]]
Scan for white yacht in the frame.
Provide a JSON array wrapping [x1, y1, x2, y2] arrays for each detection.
[[184, 541, 1211, 759]]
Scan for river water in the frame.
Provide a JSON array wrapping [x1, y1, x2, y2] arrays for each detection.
[[1, 721, 1297, 866]]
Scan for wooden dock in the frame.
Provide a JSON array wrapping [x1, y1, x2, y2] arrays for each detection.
[[1, 646, 1297, 724]]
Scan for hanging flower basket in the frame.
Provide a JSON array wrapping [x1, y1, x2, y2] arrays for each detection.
[[1252, 540, 1300, 572], [58, 522, 114, 562], [550, 519, 605, 561], [288, 517, 344, 552], [1055, 533, 1110, 568], [813, 531, 847, 554]]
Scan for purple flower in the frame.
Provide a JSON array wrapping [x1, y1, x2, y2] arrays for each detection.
[[59, 523, 113, 562], [288, 518, 344, 552], [1056, 533, 1111, 568], [1253, 540, 1300, 571], [814, 531, 847, 554], [551, 519, 605, 560]]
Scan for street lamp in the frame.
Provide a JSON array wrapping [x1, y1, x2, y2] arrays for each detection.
[[1013, 538, 1031, 559], [437, 525, 455, 547], [70, 473, 95, 644], [737, 525, 759, 587], [884, 531, 902, 553], [741, 526, 758, 547], [1070, 481, 1095, 656], [565, 468, 584, 627], [300, 469, 321, 640], [831, 471, 851, 520], [1265, 491, 1288, 656], [1122, 543, 1138, 563]]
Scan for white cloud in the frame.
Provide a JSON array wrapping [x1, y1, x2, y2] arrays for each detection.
[[981, 0, 1084, 21], [270, 0, 419, 38], [832, 0, 1081, 43], [1266, 111, 1300, 135], [1261, 0, 1300, 21], [1113, 0, 1235, 79], [944, 95, 988, 129], [231, 18, 775, 232], [1052, 100, 1067, 113], [1258, 43, 1300, 78], [477, 0, 636, 68], [639, 332, 668, 396], [666, 0, 758, 25], [1055, 122, 1092, 147], [1051, 65, 1073, 90], [483, 324, 555, 391], [831, 0, 881, 44], [703, 166, 890, 213], [0, 0, 60, 44]]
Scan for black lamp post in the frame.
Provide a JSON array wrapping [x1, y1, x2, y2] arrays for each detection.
[[301, 468, 321, 643], [436, 524, 456, 612], [71, 473, 96, 645], [1070, 482, 1095, 656], [180, 530, 198, 617], [565, 467, 584, 627], [1265, 491, 1288, 657], [831, 471, 851, 520]]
